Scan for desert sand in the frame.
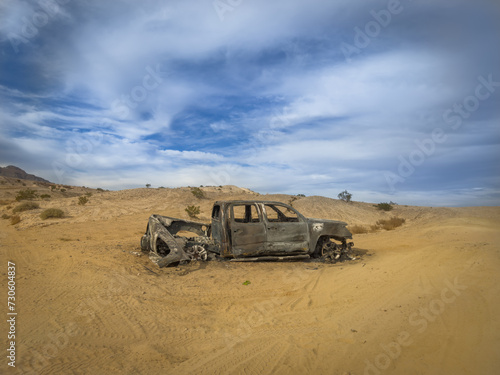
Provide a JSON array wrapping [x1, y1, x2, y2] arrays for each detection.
[[1, 179, 499, 375]]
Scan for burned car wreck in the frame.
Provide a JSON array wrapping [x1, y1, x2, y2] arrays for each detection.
[[140, 200, 354, 267]]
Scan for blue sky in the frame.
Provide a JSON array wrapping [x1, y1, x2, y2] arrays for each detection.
[[0, 0, 499, 206]]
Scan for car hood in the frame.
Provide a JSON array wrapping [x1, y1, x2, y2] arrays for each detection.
[[306, 218, 352, 239]]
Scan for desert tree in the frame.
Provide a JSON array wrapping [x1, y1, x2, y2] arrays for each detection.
[[337, 190, 352, 203]]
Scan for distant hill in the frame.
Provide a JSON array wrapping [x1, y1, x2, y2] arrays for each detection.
[[0, 165, 51, 183]]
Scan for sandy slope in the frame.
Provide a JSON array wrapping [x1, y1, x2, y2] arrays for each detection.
[[1, 183, 499, 375]]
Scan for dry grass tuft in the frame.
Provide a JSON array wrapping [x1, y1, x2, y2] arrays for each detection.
[[350, 217, 406, 234], [376, 217, 406, 231], [15, 188, 38, 201], [185, 205, 200, 218], [78, 196, 89, 205], [40, 208, 64, 220], [13, 202, 40, 213], [349, 224, 370, 234]]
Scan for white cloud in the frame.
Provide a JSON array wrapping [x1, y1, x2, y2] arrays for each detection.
[[1, 0, 499, 206], [158, 149, 224, 162]]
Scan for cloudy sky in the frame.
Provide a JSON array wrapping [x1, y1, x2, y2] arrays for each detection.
[[1, 0, 499, 206]]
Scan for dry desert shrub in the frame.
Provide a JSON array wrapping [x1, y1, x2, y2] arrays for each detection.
[[375, 202, 393, 211], [191, 187, 205, 199], [376, 217, 406, 230], [2, 214, 11, 220], [78, 196, 89, 205], [15, 188, 38, 201], [185, 205, 200, 218], [349, 224, 370, 234], [40, 208, 64, 220], [13, 202, 39, 213], [10, 215, 21, 225]]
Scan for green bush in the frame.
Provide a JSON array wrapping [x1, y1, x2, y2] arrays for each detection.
[[185, 205, 201, 218], [375, 202, 393, 211], [297, 194, 306, 197], [78, 196, 89, 205], [40, 208, 64, 220], [96, 188, 104, 192], [10, 215, 21, 225], [85, 192, 93, 197], [13, 202, 39, 213], [191, 187, 205, 199], [40, 194, 51, 199], [15, 188, 38, 201], [60, 188, 66, 193], [338, 190, 352, 203]]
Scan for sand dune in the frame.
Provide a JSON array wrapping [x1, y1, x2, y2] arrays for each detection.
[[1, 181, 499, 374]]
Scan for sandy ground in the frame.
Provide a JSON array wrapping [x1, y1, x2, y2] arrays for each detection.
[[1, 180, 499, 374]]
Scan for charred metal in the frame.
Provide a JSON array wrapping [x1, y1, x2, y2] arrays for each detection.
[[140, 200, 354, 267]]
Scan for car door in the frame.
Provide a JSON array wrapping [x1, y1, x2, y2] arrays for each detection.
[[229, 203, 267, 257], [263, 203, 309, 255]]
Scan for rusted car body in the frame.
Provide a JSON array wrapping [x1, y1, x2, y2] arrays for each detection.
[[141, 200, 353, 267]]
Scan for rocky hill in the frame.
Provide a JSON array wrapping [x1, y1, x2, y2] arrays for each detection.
[[0, 165, 50, 183]]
